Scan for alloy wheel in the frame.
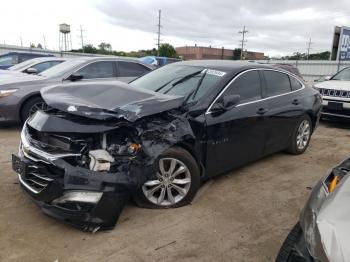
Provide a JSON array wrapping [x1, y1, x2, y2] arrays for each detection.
[[296, 120, 311, 150], [142, 158, 191, 206], [28, 102, 49, 117]]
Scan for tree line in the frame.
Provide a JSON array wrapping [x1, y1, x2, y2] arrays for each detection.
[[71, 42, 179, 58]]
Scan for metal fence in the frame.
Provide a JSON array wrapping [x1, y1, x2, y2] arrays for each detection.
[[255, 60, 350, 83]]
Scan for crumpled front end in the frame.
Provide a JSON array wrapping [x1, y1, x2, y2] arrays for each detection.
[[12, 109, 195, 231], [299, 158, 350, 261]]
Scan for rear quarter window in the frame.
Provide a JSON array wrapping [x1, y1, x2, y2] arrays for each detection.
[[289, 76, 303, 91]]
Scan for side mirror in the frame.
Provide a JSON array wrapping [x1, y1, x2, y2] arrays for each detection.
[[211, 94, 240, 112], [222, 94, 240, 109], [324, 76, 332, 81], [25, 67, 38, 74], [67, 73, 83, 81]]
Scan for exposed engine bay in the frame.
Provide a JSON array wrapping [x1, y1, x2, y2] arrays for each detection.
[[14, 103, 196, 231]]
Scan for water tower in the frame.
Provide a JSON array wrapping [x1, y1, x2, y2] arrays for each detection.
[[59, 23, 72, 51]]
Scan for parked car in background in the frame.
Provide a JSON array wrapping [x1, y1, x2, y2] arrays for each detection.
[[270, 64, 304, 81], [139, 56, 181, 67], [314, 66, 350, 120], [253, 62, 304, 81], [0, 57, 153, 123], [12, 61, 322, 230], [5, 57, 66, 75], [276, 157, 350, 262], [0, 52, 54, 70]]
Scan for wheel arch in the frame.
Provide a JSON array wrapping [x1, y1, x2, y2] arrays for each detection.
[[172, 140, 205, 178], [18, 92, 42, 122], [305, 110, 317, 133]]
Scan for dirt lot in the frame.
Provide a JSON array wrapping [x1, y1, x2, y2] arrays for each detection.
[[0, 121, 349, 262]]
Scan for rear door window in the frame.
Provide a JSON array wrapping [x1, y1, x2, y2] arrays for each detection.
[[223, 70, 262, 103], [117, 61, 151, 77], [263, 70, 292, 97], [77, 61, 115, 79], [0, 55, 18, 66]]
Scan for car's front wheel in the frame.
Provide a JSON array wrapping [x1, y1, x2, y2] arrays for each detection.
[[134, 147, 200, 209], [21, 96, 48, 122]]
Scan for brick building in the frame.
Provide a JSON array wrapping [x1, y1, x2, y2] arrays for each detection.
[[175, 46, 264, 60]]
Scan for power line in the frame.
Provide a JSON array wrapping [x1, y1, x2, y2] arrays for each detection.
[[77, 25, 86, 52], [238, 25, 248, 60], [43, 35, 47, 49], [306, 37, 314, 60], [156, 9, 162, 56]]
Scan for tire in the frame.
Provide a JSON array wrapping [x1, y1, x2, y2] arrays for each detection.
[[133, 147, 200, 209], [276, 223, 303, 262], [287, 115, 312, 155], [20, 96, 47, 123]]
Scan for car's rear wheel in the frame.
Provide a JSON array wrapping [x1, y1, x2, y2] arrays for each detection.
[[21, 96, 48, 122], [287, 115, 312, 155], [134, 147, 200, 209]]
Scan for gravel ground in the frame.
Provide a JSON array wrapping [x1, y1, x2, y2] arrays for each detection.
[[0, 121, 349, 262]]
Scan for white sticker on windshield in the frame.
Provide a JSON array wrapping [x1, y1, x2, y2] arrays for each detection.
[[206, 69, 226, 77]]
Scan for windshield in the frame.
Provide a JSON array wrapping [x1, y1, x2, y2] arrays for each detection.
[[332, 67, 350, 81], [39, 59, 86, 78], [9, 59, 37, 71], [130, 64, 227, 103]]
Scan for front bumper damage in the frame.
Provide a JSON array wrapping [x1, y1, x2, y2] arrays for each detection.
[[286, 158, 350, 261], [13, 131, 140, 230], [12, 108, 195, 231]]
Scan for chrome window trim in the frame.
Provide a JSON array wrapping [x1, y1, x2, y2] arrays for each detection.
[[206, 68, 305, 114]]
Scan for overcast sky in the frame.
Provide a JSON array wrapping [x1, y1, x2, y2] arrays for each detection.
[[1, 0, 349, 57]]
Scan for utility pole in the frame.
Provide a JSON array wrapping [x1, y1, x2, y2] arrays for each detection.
[[43, 35, 47, 49], [238, 26, 248, 60], [306, 37, 313, 60], [20, 37, 23, 47], [157, 9, 162, 56], [78, 25, 85, 52]]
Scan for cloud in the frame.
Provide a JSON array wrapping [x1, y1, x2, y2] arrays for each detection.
[[95, 0, 350, 56]]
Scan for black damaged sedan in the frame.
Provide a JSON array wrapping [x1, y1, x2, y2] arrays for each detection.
[[12, 60, 322, 230]]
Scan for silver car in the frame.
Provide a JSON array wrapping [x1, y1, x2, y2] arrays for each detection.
[[277, 157, 350, 262], [3, 57, 66, 75], [0, 57, 153, 123]]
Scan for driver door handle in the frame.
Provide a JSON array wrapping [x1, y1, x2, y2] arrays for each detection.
[[292, 99, 300, 105], [257, 108, 268, 115]]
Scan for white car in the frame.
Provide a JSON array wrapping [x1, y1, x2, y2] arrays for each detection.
[[314, 66, 350, 119], [0, 57, 66, 76]]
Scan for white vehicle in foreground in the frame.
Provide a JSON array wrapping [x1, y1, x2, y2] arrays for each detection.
[[314, 66, 350, 119]]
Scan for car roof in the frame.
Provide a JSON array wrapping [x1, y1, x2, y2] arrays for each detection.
[[177, 60, 272, 73], [26, 57, 67, 62], [70, 56, 140, 62], [68, 56, 152, 68]]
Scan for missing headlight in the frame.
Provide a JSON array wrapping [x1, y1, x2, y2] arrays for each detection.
[[107, 142, 141, 156]]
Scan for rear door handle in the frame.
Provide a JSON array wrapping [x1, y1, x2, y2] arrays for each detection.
[[292, 99, 300, 105], [257, 108, 268, 115]]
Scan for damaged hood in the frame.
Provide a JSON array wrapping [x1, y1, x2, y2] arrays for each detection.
[[41, 81, 185, 122]]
